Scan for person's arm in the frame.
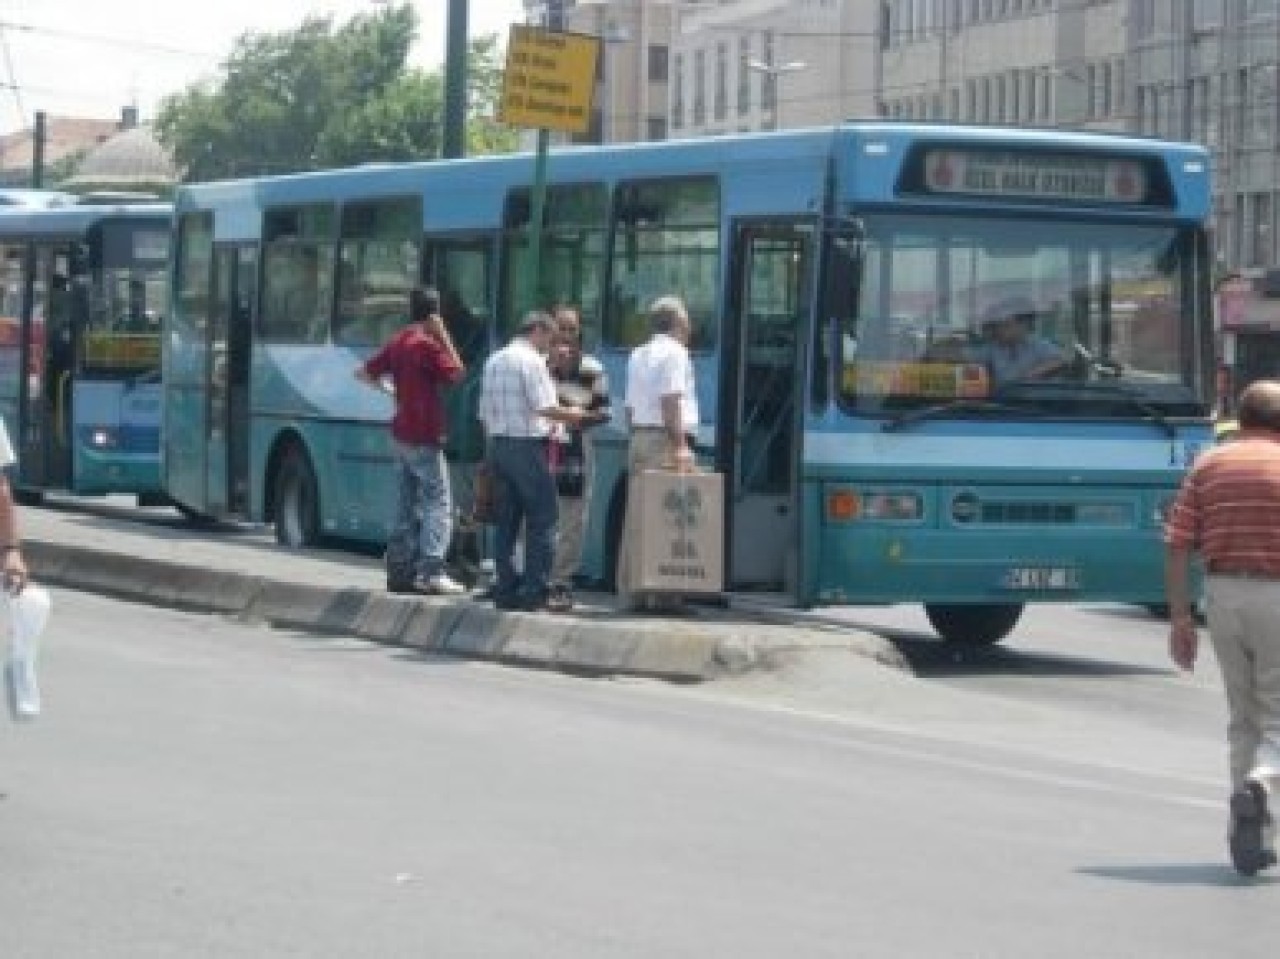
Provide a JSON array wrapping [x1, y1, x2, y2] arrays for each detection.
[[1164, 543, 1198, 671], [583, 361, 612, 428], [0, 476, 27, 594], [356, 344, 390, 390], [526, 355, 584, 426], [424, 314, 465, 382], [1026, 338, 1069, 379], [660, 393, 694, 469]]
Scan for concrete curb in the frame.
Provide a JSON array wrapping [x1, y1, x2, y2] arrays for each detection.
[[25, 540, 906, 682]]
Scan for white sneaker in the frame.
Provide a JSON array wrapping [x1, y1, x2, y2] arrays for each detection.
[[414, 573, 465, 595]]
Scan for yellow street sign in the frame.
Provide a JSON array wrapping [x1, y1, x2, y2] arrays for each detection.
[[499, 26, 600, 135]]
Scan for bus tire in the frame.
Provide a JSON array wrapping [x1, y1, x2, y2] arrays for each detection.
[[274, 446, 321, 548], [924, 602, 1023, 646]]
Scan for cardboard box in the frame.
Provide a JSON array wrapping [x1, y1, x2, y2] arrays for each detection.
[[633, 470, 724, 594]]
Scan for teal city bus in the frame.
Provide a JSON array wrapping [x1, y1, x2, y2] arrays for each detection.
[[164, 122, 1214, 644], [0, 201, 172, 503]]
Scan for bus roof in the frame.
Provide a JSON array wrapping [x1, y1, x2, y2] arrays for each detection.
[[0, 188, 77, 209], [0, 201, 173, 239], [173, 120, 1211, 229]]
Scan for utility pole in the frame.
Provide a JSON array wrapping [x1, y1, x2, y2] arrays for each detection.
[[443, 0, 468, 159], [30, 110, 45, 188]]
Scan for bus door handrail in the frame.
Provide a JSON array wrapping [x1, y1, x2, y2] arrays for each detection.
[[55, 370, 71, 446]]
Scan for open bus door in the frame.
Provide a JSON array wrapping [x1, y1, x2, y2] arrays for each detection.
[[719, 221, 814, 599], [17, 243, 78, 495], [204, 243, 256, 517]]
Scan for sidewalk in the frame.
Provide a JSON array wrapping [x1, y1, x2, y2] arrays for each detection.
[[21, 496, 904, 683]]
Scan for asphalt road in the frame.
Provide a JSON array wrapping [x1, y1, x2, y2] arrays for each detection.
[[2, 589, 1276, 958]]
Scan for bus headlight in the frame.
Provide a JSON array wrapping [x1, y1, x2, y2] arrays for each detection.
[[825, 487, 923, 522], [89, 427, 119, 449], [863, 491, 923, 521]]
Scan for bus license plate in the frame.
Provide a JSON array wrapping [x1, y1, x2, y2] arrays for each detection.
[[1002, 566, 1079, 591]]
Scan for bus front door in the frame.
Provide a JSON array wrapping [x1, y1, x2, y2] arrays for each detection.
[[206, 244, 256, 517], [18, 245, 75, 493], [720, 222, 813, 596]]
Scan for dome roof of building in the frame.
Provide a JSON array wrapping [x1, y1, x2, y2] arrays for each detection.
[[64, 124, 177, 191]]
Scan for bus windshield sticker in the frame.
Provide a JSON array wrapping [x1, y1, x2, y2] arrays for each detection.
[[842, 361, 990, 399]]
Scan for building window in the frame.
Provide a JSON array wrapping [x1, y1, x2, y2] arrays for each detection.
[[649, 45, 668, 84], [647, 116, 667, 141], [714, 42, 727, 121], [1250, 192, 1272, 267], [694, 49, 706, 124], [738, 35, 751, 114], [672, 53, 684, 129]]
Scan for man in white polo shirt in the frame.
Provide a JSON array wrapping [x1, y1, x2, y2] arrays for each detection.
[[617, 295, 699, 612]]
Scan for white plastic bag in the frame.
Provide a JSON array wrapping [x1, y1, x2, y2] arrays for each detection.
[[5, 583, 51, 721]]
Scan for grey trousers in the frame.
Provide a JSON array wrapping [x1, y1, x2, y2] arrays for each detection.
[[1205, 574, 1280, 793]]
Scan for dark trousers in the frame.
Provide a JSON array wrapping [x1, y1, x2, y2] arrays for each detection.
[[490, 436, 559, 600]]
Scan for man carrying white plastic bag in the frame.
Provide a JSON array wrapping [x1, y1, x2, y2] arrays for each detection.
[[0, 417, 47, 721]]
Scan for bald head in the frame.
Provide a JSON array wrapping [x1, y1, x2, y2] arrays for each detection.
[[1237, 380, 1280, 432]]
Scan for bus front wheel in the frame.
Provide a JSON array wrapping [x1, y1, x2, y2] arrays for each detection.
[[274, 447, 321, 548], [924, 602, 1023, 646]]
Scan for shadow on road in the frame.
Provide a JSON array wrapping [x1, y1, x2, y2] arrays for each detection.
[[1078, 863, 1279, 887], [869, 627, 1172, 680]]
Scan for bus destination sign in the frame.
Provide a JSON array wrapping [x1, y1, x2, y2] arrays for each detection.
[[922, 149, 1147, 203]]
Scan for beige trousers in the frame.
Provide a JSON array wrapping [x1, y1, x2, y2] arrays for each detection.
[[615, 429, 672, 608], [1205, 574, 1280, 792], [551, 441, 593, 586]]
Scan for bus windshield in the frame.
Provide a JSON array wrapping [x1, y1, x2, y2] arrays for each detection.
[[834, 214, 1210, 418], [83, 224, 168, 376]]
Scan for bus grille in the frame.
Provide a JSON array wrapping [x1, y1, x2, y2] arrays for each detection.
[[974, 500, 1130, 526]]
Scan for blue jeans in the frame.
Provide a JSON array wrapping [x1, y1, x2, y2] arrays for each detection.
[[490, 436, 558, 599], [390, 440, 452, 579]]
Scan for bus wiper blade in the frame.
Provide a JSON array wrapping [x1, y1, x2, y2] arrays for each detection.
[[881, 399, 1038, 432], [994, 381, 1177, 438]]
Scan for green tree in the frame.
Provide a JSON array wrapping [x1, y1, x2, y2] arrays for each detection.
[[156, 3, 518, 181]]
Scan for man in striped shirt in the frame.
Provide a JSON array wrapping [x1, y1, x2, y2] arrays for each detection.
[[478, 311, 587, 612], [1165, 379, 1280, 876]]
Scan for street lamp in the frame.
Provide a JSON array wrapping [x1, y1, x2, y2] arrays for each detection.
[[744, 58, 807, 129], [600, 22, 630, 144]]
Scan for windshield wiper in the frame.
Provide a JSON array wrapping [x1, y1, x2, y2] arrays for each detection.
[[994, 381, 1177, 438], [882, 399, 1042, 432]]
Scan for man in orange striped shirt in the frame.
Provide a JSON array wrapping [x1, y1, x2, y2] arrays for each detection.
[[1165, 380, 1280, 877]]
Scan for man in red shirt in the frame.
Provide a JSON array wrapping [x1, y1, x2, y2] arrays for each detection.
[[1166, 379, 1280, 877], [357, 286, 465, 594]]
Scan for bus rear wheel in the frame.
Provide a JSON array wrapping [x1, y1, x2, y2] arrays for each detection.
[[274, 447, 320, 548], [924, 602, 1023, 646]]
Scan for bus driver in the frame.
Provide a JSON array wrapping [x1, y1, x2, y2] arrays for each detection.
[[969, 298, 1068, 387]]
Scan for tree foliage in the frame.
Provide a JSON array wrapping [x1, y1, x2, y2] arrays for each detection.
[[155, 3, 518, 181]]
